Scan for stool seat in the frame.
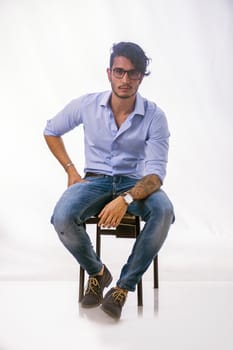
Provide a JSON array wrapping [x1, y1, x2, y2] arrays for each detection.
[[79, 213, 158, 306]]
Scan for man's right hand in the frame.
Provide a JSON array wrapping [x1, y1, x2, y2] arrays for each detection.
[[67, 167, 86, 187]]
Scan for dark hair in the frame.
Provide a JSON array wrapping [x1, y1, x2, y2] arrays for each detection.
[[110, 42, 151, 76]]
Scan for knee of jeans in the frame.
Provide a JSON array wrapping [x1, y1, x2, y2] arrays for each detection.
[[51, 207, 81, 234], [52, 212, 66, 234], [146, 197, 174, 224], [162, 203, 175, 224]]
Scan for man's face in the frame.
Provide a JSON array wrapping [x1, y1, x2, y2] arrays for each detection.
[[107, 56, 143, 99]]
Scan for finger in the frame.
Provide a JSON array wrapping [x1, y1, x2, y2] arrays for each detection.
[[115, 218, 121, 227], [109, 213, 123, 227], [98, 212, 110, 226], [98, 206, 110, 222], [98, 210, 104, 218], [100, 213, 116, 227], [98, 204, 109, 217]]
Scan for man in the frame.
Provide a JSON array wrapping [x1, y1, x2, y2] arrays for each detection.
[[44, 42, 174, 320]]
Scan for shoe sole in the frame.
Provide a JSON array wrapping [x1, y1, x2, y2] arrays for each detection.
[[101, 305, 121, 320]]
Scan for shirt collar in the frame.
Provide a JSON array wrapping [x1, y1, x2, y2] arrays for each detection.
[[100, 91, 112, 107], [100, 91, 145, 117]]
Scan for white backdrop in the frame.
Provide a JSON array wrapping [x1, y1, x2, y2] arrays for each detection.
[[1, 0, 232, 282]]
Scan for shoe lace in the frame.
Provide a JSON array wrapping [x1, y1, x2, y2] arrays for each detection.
[[111, 289, 127, 304], [85, 277, 100, 295]]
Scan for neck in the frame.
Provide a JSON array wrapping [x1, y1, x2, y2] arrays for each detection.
[[110, 92, 136, 116]]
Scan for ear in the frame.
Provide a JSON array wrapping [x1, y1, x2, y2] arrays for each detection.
[[107, 68, 111, 82]]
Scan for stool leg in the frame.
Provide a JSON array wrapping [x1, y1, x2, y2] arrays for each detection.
[[79, 222, 86, 302], [154, 256, 159, 288], [79, 266, 85, 302], [96, 228, 101, 257], [137, 279, 143, 306], [135, 216, 143, 306]]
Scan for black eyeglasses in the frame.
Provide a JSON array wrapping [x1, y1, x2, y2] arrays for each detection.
[[112, 68, 141, 80]]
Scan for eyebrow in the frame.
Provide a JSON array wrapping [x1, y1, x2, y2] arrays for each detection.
[[113, 67, 137, 71]]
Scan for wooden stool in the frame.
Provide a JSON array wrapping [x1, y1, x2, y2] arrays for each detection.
[[79, 214, 158, 306]]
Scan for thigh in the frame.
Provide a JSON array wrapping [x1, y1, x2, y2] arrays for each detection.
[[128, 189, 174, 222], [52, 177, 113, 223]]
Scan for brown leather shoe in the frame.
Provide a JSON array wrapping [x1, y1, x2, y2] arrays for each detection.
[[81, 265, 112, 308], [101, 287, 128, 319]]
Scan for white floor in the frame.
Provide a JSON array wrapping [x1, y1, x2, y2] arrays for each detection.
[[0, 281, 232, 350]]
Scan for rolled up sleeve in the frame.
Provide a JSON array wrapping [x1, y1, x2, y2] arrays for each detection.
[[43, 98, 83, 136], [144, 110, 170, 183]]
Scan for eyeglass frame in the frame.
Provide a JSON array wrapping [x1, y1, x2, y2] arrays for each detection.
[[111, 67, 142, 80]]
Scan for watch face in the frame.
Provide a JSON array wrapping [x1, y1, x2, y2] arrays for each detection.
[[124, 193, 133, 204]]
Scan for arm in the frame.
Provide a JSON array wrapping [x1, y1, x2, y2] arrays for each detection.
[[44, 135, 84, 186], [128, 174, 161, 200]]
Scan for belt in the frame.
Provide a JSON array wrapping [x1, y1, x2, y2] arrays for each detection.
[[85, 172, 109, 178]]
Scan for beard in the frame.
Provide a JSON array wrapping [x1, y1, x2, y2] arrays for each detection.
[[114, 92, 134, 99], [111, 83, 137, 99]]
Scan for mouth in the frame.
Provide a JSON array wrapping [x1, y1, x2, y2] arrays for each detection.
[[119, 85, 131, 91]]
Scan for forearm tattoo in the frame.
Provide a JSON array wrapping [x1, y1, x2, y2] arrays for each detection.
[[129, 174, 161, 200]]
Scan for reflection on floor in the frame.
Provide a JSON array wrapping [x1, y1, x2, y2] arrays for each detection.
[[0, 281, 232, 350]]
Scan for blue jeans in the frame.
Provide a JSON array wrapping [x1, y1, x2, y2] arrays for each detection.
[[51, 175, 174, 292]]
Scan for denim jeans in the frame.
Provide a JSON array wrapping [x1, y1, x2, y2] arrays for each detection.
[[51, 175, 174, 292]]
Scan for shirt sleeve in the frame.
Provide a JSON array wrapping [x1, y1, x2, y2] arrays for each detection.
[[144, 108, 170, 183], [43, 97, 84, 136]]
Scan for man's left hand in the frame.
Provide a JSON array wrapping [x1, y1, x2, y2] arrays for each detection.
[[98, 196, 128, 228]]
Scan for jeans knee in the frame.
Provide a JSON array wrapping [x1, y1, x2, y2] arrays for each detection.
[[145, 191, 174, 224], [51, 205, 81, 235], [51, 212, 66, 235], [163, 201, 174, 221], [158, 202, 174, 225]]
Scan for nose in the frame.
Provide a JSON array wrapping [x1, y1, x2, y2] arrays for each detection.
[[122, 71, 131, 83]]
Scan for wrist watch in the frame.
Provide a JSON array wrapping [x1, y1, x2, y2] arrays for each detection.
[[121, 192, 134, 205]]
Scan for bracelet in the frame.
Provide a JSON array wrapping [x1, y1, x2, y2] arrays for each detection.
[[64, 162, 74, 171]]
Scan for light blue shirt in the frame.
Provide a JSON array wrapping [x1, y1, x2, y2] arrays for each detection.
[[44, 91, 170, 181]]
